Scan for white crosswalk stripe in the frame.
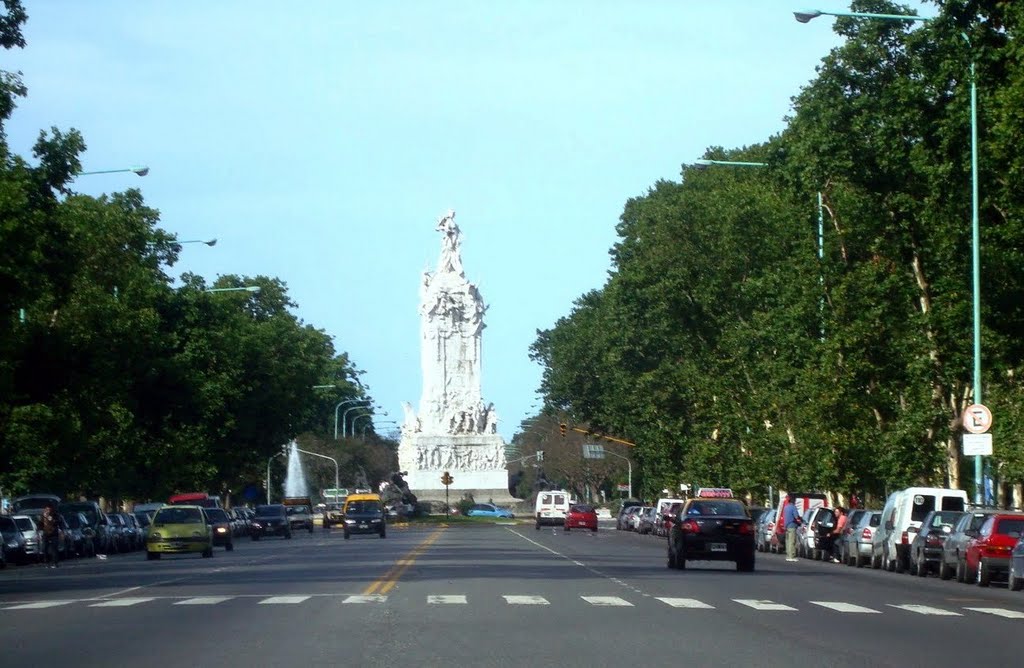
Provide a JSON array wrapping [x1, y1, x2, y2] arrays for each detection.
[[582, 596, 633, 607], [811, 601, 881, 614], [657, 597, 715, 609], [734, 599, 798, 611], [887, 604, 961, 616], [258, 596, 310, 605], [428, 595, 467, 604], [503, 595, 549, 605], [174, 597, 233, 606], [90, 597, 155, 608], [343, 595, 387, 604], [3, 600, 73, 610], [964, 607, 1024, 619]]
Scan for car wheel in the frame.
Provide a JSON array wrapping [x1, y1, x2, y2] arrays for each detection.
[[915, 555, 926, 577], [285, 532, 292, 540], [956, 558, 965, 583], [667, 548, 677, 569], [309, 527, 314, 534], [379, 530, 386, 539], [146, 551, 158, 561], [226, 542, 234, 552], [1010, 566, 1024, 592], [535, 522, 541, 531], [736, 555, 755, 573], [343, 531, 350, 540], [252, 534, 260, 541], [564, 526, 570, 533], [591, 527, 597, 533], [976, 558, 991, 587], [870, 551, 881, 569], [811, 548, 820, 561], [938, 558, 953, 580], [202, 547, 213, 558]]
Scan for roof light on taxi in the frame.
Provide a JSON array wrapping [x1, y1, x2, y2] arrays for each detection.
[[696, 488, 734, 498]]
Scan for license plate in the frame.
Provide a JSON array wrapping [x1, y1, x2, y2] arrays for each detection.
[[710, 543, 727, 552], [359, 524, 368, 529]]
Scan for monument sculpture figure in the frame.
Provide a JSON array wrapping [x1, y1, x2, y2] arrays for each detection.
[[398, 210, 514, 504]]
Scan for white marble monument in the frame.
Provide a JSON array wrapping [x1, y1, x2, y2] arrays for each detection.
[[398, 210, 514, 503]]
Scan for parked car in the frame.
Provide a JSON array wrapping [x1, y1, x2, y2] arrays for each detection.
[[1010, 533, 1024, 591], [963, 513, 1024, 586], [251, 504, 291, 540], [908, 510, 966, 577], [11, 515, 41, 563], [845, 510, 881, 568], [938, 510, 997, 581], [146, 505, 214, 560], [798, 507, 835, 560], [203, 507, 235, 551], [616, 501, 642, 530], [772, 492, 827, 553], [564, 504, 598, 532], [621, 506, 642, 532], [59, 501, 112, 554], [62, 511, 96, 557], [755, 511, 775, 552], [834, 509, 867, 565], [872, 487, 968, 573], [466, 503, 515, 519], [106, 513, 127, 553], [0, 516, 27, 566], [638, 507, 658, 535]]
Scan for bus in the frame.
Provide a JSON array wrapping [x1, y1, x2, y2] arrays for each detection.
[[168, 493, 221, 508]]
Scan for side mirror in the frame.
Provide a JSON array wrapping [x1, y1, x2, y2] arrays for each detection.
[[885, 520, 894, 531]]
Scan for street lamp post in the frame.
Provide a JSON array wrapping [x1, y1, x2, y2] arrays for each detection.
[[292, 446, 339, 499], [334, 399, 367, 440], [204, 286, 260, 294], [341, 403, 373, 439], [266, 450, 286, 504], [353, 411, 390, 439], [178, 239, 217, 246], [795, 9, 985, 502], [604, 450, 633, 500], [76, 166, 150, 177]]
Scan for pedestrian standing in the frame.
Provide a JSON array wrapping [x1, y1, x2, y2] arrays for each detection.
[[830, 508, 847, 563], [783, 497, 802, 562], [40, 505, 60, 568]]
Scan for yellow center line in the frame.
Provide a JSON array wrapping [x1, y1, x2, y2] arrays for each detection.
[[363, 528, 444, 595]]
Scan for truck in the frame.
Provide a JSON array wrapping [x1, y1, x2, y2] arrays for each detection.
[[282, 496, 314, 534]]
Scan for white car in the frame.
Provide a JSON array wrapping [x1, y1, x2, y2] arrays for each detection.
[[871, 487, 968, 572]]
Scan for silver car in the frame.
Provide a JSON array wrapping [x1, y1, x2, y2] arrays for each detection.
[[845, 510, 881, 567], [12, 515, 40, 562]]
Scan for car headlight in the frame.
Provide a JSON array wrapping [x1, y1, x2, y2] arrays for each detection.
[[216, 527, 227, 533], [150, 532, 161, 540], [344, 519, 355, 524], [7, 541, 18, 548], [371, 519, 381, 523], [251, 522, 262, 528]]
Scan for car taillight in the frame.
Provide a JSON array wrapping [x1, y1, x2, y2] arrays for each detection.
[[767, 522, 774, 531], [926, 534, 943, 546], [901, 531, 909, 545], [737, 523, 752, 535], [861, 528, 872, 540], [681, 520, 700, 533]]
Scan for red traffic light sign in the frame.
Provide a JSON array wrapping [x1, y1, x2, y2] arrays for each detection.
[[440, 471, 454, 486]]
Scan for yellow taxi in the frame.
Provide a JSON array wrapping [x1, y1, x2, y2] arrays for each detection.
[[146, 505, 213, 560], [341, 493, 386, 539]]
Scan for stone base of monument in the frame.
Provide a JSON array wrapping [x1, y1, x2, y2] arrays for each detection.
[[399, 433, 521, 508]]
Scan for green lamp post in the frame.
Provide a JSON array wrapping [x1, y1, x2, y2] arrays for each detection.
[[76, 166, 150, 177], [796, 8, 984, 502]]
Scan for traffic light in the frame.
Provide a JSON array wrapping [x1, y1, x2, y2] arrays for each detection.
[[440, 471, 454, 486], [559, 423, 567, 438]]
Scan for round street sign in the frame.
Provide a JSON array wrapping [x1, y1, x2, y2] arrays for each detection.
[[962, 404, 993, 434]]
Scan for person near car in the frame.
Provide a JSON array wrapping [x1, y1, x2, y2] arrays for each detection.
[[40, 505, 60, 568], [783, 497, 801, 562], [830, 507, 847, 563]]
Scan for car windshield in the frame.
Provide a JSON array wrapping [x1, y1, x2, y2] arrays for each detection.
[[927, 511, 962, 528], [571, 505, 594, 513], [996, 519, 1024, 535], [133, 513, 151, 527], [153, 507, 204, 525], [14, 517, 33, 531], [286, 505, 309, 515], [255, 505, 284, 517], [346, 501, 381, 514], [205, 509, 228, 522], [62, 514, 82, 529]]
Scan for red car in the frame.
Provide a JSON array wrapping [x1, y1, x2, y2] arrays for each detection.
[[564, 504, 598, 533], [964, 513, 1024, 586]]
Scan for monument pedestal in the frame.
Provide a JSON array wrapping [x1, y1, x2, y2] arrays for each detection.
[[398, 433, 519, 506]]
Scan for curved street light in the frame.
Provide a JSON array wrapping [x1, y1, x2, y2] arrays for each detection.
[[342, 403, 384, 438], [204, 286, 260, 293], [334, 399, 367, 440], [76, 165, 149, 177], [794, 9, 985, 503]]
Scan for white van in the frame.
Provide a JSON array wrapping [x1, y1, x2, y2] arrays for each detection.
[[535, 490, 572, 529], [653, 498, 686, 537], [871, 487, 968, 572]]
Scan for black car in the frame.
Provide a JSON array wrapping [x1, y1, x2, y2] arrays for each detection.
[[909, 509, 965, 577], [251, 504, 291, 540], [204, 508, 235, 550], [667, 497, 755, 572], [342, 499, 386, 539], [59, 501, 113, 554], [0, 516, 27, 566], [62, 512, 96, 558]]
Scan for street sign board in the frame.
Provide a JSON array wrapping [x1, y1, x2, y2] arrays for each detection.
[[962, 404, 993, 434], [582, 443, 606, 459], [616, 483, 629, 492], [322, 488, 349, 501], [963, 433, 993, 456]]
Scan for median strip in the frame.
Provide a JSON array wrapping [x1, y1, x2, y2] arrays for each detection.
[[363, 528, 444, 595]]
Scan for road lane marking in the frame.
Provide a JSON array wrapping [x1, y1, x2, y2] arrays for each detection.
[[343, 595, 387, 604], [3, 601, 73, 610], [90, 597, 155, 608], [887, 604, 961, 616], [657, 597, 715, 609], [964, 607, 1024, 619], [363, 528, 445, 596], [734, 599, 797, 611], [504, 595, 549, 605], [582, 596, 633, 607], [258, 596, 310, 604], [811, 601, 880, 614], [175, 597, 233, 605], [428, 595, 467, 604]]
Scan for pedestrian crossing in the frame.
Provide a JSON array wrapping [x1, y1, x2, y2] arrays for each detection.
[[2, 594, 1022, 618]]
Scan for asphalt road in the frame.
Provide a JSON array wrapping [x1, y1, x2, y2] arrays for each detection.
[[1, 521, 1020, 667]]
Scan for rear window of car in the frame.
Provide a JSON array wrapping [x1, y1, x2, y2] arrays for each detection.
[[686, 501, 747, 516], [14, 517, 33, 531], [153, 507, 204, 525], [571, 505, 595, 513], [205, 509, 228, 522], [255, 505, 285, 517], [927, 511, 962, 528], [995, 519, 1024, 535], [910, 495, 937, 522]]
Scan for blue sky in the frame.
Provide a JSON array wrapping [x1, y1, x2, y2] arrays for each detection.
[[5, 1, 892, 441]]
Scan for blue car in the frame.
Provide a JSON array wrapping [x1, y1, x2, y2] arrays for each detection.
[[466, 503, 515, 519]]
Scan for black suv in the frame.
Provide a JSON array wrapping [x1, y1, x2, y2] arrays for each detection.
[[251, 504, 291, 540]]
